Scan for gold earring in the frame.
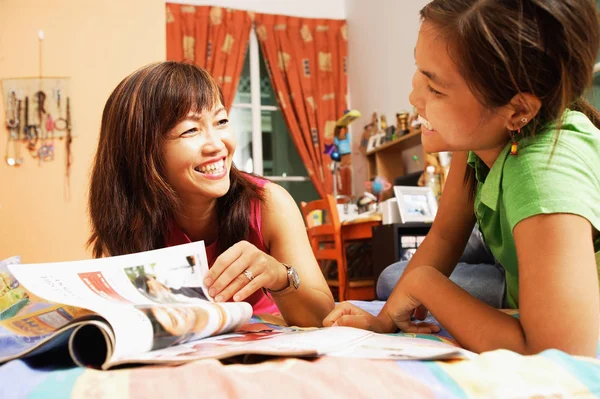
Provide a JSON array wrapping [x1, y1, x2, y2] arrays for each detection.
[[510, 118, 527, 156], [510, 126, 521, 156]]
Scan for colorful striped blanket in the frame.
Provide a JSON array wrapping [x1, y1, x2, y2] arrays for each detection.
[[1, 301, 599, 399]]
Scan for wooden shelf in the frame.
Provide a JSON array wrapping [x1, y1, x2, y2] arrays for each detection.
[[365, 129, 423, 199], [366, 130, 421, 156]]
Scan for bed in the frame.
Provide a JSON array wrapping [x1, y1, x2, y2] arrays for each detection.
[[2, 301, 599, 399]]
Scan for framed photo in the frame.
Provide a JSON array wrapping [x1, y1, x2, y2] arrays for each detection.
[[375, 133, 387, 147], [393, 186, 438, 223], [366, 135, 378, 153]]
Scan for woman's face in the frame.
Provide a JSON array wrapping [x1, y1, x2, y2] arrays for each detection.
[[409, 22, 511, 153], [146, 276, 171, 297], [162, 103, 236, 201], [151, 306, 209, 336]]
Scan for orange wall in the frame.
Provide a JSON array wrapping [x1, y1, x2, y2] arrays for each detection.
[[0, 0, 166, 262]]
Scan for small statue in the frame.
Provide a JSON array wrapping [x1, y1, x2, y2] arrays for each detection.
[[371, 112, 380, 133], [380, 115, 388, 132], [396, 112, 410, 136]]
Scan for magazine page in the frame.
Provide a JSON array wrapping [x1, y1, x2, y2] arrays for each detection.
[[104, 324, 473, 368], [8, 242, 252, 365], [0, 256, 99, 363], [325, 332, 476, 360], [105, 324, 371, 367]]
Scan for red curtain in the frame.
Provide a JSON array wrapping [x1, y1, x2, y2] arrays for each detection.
[[255, 14, 349, 197], [166, 4, 252, 110]]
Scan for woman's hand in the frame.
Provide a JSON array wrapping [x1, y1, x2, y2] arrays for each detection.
[[323, 302, 394, 333], [203, 240, 288, 302]]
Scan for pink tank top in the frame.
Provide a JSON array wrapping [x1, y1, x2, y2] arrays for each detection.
[[165, 176, 279, 315]]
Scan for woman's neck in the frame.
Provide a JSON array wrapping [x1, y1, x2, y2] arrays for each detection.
[[174, 196, 219, 245]]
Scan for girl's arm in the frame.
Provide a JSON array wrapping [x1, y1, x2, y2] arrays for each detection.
[[376, 151, 477, 329], [400, 213, 599, 356], [260, 182, 335, 327]]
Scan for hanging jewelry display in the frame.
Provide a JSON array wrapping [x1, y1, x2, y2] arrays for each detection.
[[1, 30, 74, 199]]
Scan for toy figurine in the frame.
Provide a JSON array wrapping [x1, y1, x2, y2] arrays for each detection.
[[396, 112, 410, 136]]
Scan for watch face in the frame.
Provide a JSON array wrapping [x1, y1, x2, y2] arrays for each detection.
[[289, 267, 300, 289]]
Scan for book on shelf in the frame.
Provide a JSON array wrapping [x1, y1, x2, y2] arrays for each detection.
[[0, 242, 474, 370]]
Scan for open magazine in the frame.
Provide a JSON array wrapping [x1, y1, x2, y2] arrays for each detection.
[[0, 242, 474, 370]]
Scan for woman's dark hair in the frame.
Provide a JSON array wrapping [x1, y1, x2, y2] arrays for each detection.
[[420, 0, 600, 190], [88, 62, 264, 258]]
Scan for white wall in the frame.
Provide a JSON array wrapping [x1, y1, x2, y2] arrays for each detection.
[[169, 0, 346, 19], [346, 0, 429, 194]]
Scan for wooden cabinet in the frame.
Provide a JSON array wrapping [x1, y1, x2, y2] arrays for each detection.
[[366, 130, 423, 187]]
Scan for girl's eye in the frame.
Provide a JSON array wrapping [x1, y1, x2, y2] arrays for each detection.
[[180, 127, 198, 137], [428, 85, 443, 96], [217, 118, 229, 127]]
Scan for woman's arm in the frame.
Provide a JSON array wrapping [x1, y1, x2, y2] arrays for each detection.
[[399, 213, 599, 356], [376, 152, 477, 329], [260, 182, 335, 327]]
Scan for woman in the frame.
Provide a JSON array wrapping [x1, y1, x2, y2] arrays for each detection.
[[88, 62, 334, 327]]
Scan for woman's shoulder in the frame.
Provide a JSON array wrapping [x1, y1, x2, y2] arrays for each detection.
[[241, 172, 269, 189], [259, 180, 296, 212], [257, 181, 300, 236]]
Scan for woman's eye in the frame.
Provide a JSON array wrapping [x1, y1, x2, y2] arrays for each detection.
[[428, 85, 443, 96], [180, 127, 198, 137], [217, 118, 229, 127]]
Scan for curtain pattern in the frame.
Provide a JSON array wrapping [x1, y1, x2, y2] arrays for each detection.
[[166, 4, 252, 110], [166, 5, 349, 196], [255, 14, 349, 197]]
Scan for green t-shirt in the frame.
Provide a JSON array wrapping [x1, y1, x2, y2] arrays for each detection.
[[468, 110, 600, 309]]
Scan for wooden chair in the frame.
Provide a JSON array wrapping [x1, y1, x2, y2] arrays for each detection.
[[300, 195, 375, 301]]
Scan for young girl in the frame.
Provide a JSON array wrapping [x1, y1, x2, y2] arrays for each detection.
[[325, 0, 600, 356], [88, 62, 334, 327]]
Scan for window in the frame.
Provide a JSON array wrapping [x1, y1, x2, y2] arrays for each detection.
[[230, 29, 319, 206]]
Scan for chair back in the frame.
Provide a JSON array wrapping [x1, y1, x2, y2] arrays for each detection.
[[300, 195, 348, 300]]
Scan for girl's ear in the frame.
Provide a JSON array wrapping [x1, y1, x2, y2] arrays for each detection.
[[504, 93, 542, 130]]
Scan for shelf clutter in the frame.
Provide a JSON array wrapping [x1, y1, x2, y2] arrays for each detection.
[[358, 109, 450, 201]]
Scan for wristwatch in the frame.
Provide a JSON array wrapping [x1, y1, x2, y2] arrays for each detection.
[[265, 263, 300, 295]]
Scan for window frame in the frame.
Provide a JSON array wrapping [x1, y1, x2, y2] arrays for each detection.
[[230, 28, 310, 183]]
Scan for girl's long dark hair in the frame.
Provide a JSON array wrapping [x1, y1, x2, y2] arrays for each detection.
[[88, 62, 263, 258], [420, 0, 600, 192]]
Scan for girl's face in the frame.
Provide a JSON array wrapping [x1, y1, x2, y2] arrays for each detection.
[[409, 22, 511, 153], [162, 103, 235, 201]]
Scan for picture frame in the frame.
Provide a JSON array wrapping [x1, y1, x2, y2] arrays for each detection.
[[393, 185, 438, 223], [375, 133, 387, 147], [366, 134, 378, 153]]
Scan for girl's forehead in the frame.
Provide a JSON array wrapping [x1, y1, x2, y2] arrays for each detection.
[[416, 24, 465, 88]]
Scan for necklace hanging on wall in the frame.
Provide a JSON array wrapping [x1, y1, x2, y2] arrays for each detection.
[[4, 91, 23, 166], [0, 30, 75, 199]]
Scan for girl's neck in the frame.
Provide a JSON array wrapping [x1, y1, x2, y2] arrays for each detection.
[[474, 143, 507, 169], [174, 196, 219, 245]]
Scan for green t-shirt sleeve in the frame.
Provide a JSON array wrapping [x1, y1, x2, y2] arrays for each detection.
[[502, 135, 600, 233]]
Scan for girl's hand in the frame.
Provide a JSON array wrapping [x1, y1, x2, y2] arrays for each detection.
[[385, 269, 440, 334], [323, 302, 395, 333], [203, 241, 289, 302], [413, 305, 429, 321]]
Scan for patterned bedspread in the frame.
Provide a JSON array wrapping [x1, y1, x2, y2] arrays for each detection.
[[1, 301, 599, 399]]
